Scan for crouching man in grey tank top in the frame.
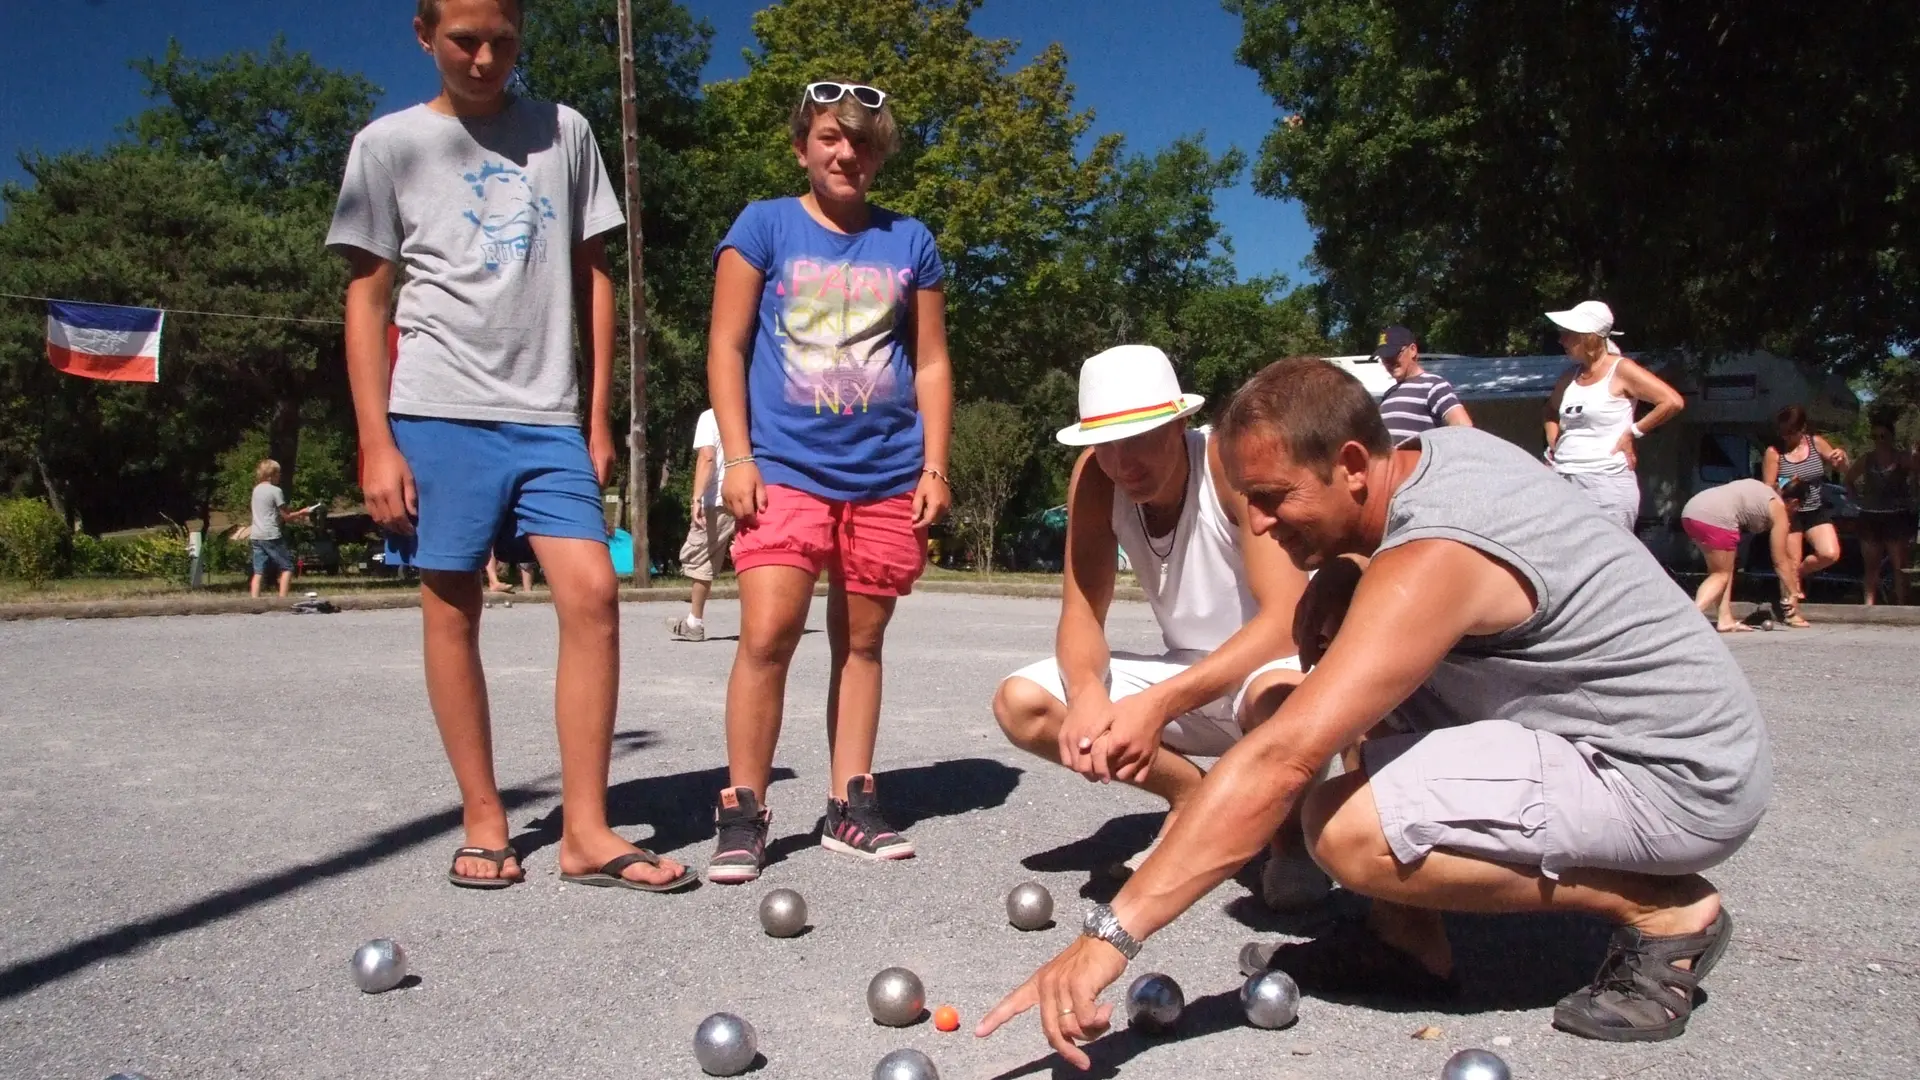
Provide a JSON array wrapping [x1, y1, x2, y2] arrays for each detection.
[[978, 358, 1768, 1065], [991, 345, 1326, 911]]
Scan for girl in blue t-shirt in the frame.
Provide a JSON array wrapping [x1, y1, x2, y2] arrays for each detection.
[[702, 80, 955, 883]]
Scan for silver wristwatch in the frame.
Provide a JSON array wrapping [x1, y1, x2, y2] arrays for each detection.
[[1081, 904, 1142, 961]]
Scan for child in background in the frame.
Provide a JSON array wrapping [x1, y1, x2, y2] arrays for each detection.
[[703, 80, 953, 883], [328, 0, 689, 893]]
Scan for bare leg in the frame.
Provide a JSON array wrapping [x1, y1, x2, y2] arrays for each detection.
[[519, 563, 534, 592], [1303, 771, 1721, 978], [724, 565, 816, 799], [249, 573, 263, 598], [1786, 531, 1807, 600], [277, 569, 293, 597], [1695, 548, 1740, 630], [420, 568, 522, 884], [1894, 540, 1911, 605], [993, 675, 1207, 816], [1237, 668, 1314, 861], [1861, 539, 1885, 605], [532, 535, 681, 886], [825, 584, 896, 801], [1801, 522, 1841, 580], [689, 578, 712, 621]]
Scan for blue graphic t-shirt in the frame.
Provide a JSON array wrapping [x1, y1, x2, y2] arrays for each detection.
[[717, 197, 945, 501]]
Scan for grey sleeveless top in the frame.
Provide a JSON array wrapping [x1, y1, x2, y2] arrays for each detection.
[[1381, 427, 1771, 840]]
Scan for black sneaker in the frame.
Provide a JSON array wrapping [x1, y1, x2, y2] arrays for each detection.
[[821, 774, 915, 861], [706, 786, 771, 884]]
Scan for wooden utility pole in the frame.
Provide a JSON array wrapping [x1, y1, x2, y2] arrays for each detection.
[[615, 0, 650, 586]]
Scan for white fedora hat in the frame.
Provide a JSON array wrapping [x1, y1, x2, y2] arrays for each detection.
[[1056, 344, 1206, 447], [1545, 299, 1623, 338]]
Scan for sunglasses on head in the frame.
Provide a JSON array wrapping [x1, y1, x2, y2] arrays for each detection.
[[804, 82, 888, 109]]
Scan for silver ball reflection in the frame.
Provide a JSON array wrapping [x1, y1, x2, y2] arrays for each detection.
[[758, 888, 808, 938], [872, 1047, 940, 1080], [1124, 972, 1184, 1034], [1441, 1048, 1513, 1080], [866, 966, 927, 1027], [1239, 969, 1300, 1029], [1005, 881, 1054, 931], [349, 938, 409, 994], [693, 1012, 758, 1076]]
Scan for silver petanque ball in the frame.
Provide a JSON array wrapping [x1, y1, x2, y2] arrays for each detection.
[[693, 1012, 758, 1076], [1240, 969, 1300, 1029], [866, 966, 927, 1027], [349, 938, 409, 994], [872, 1047, 940, 1080], [1441, 1048, 1513, 1080], [1005, 881, 1054, 931], [1124, 972, 1185, 1034], [758, 888, 808, 938]]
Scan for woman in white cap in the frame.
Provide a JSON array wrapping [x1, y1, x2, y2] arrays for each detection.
[[1542, 300, 1685, 533]]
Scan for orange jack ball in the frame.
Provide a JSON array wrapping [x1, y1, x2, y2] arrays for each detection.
[[933, 1005, 960, 1032]]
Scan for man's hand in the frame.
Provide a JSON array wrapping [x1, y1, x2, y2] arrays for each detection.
[[691, 495, 705, 524], [975, 935, 1128, 1071], [362, 443, 417, 535], [722, 461, 767, 522], [1106, 692, 1167, 784], [588, 426, 617, 488], [1058, 691, 1119, 781], [1294, 555, 1367, 668], [912, 470, 951, 527]]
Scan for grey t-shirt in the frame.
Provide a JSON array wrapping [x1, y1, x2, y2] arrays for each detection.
[[326, 98, 624, 425], [250, 483, 286, 541], [1379, 427, 1771, 840]]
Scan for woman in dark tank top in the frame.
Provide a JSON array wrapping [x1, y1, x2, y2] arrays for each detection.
[[1846, 418, 1916, 606], [1760, 404, 1848, 617]]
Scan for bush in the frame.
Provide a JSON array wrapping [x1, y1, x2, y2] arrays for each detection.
[[0, 498, 70, 584]]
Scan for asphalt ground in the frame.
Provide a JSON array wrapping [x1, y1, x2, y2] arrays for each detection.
[[1, 595, 1915, 1079]]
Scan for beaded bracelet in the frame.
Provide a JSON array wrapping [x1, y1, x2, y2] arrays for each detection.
[[721, 455, 757, 469]]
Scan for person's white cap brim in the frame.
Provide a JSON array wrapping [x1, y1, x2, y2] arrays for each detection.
[[1545, 299, 1623, 338], [1056, 344, 1206, 447]]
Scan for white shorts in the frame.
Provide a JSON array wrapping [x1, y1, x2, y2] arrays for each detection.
[[1001, 651, 1303, 757]]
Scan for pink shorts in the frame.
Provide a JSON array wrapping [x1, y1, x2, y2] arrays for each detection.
[[1682, 517, 1742, 552], [731, 484, 927, 597]]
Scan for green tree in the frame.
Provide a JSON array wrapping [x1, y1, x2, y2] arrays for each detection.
[[948, 400, 1032, 572], [1229, 0, 1920, 369], [127, 38, 379, 494], [0, 150, 333, 531]]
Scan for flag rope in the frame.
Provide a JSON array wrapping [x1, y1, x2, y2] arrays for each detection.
[[0, 291, 343, 326]]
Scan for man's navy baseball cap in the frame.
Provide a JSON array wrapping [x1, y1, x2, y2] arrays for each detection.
[[1371, 325, 1417, 360]]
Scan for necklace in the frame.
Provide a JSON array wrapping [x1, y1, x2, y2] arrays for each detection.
[[1137, 505, 1176, 563]]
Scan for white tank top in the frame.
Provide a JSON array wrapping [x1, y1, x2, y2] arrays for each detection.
[[1111, 427, 1256, 653], [1553, 358, 1635, 475]]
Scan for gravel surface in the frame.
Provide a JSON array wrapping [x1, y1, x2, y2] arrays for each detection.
[[1, 595, 1915, 1079]]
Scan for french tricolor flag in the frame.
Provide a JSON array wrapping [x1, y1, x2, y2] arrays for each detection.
[[46, 301, 164, 383]]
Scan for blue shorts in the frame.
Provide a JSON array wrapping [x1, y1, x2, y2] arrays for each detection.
[[251, 538, 294, 575], [388, 416, 608, 572]]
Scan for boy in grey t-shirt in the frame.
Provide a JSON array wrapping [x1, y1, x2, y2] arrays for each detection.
[[325, 0, 688, 893]]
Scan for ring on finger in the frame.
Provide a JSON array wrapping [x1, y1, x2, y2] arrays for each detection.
[[1059, 1007, 1074, 1016]]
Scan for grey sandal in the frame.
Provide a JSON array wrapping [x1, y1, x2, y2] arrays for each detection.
[[560, 850, 695, 893], [1552, 910, 1734, 1042]]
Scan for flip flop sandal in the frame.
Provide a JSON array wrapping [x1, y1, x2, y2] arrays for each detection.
[[448, 845, 520, 889], [1552, 910, 1734, 1043], [1239, 920, 1458, 1001], [560, 850, 696, 893]]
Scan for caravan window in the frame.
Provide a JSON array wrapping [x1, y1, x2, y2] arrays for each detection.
[[1697, 433, 1756, 486]]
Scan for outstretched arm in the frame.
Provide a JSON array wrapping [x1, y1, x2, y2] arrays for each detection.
[[979, 538, 1537, 1068]]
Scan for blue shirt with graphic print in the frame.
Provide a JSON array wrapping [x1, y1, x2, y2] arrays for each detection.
[[716, 197, 945, 502]]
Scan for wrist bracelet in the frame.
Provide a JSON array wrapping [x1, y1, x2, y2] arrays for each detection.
[[923, 467, 950, 486], [1630, 423, 1646, 440], [722, 455, 756, 469]]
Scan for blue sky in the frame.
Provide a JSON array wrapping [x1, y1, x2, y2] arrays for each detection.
[[2, 0, 1313, 281]]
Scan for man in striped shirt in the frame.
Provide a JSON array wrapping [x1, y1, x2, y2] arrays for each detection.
[[1374, 325, 1472, 444]]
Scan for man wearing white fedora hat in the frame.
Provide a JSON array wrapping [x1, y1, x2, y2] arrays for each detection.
[[991, 344, 1327, 909]]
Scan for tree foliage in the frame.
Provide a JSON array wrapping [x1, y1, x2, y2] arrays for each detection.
[[948, 400, 1032, 572], [1230, 0, 1920, 369]]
